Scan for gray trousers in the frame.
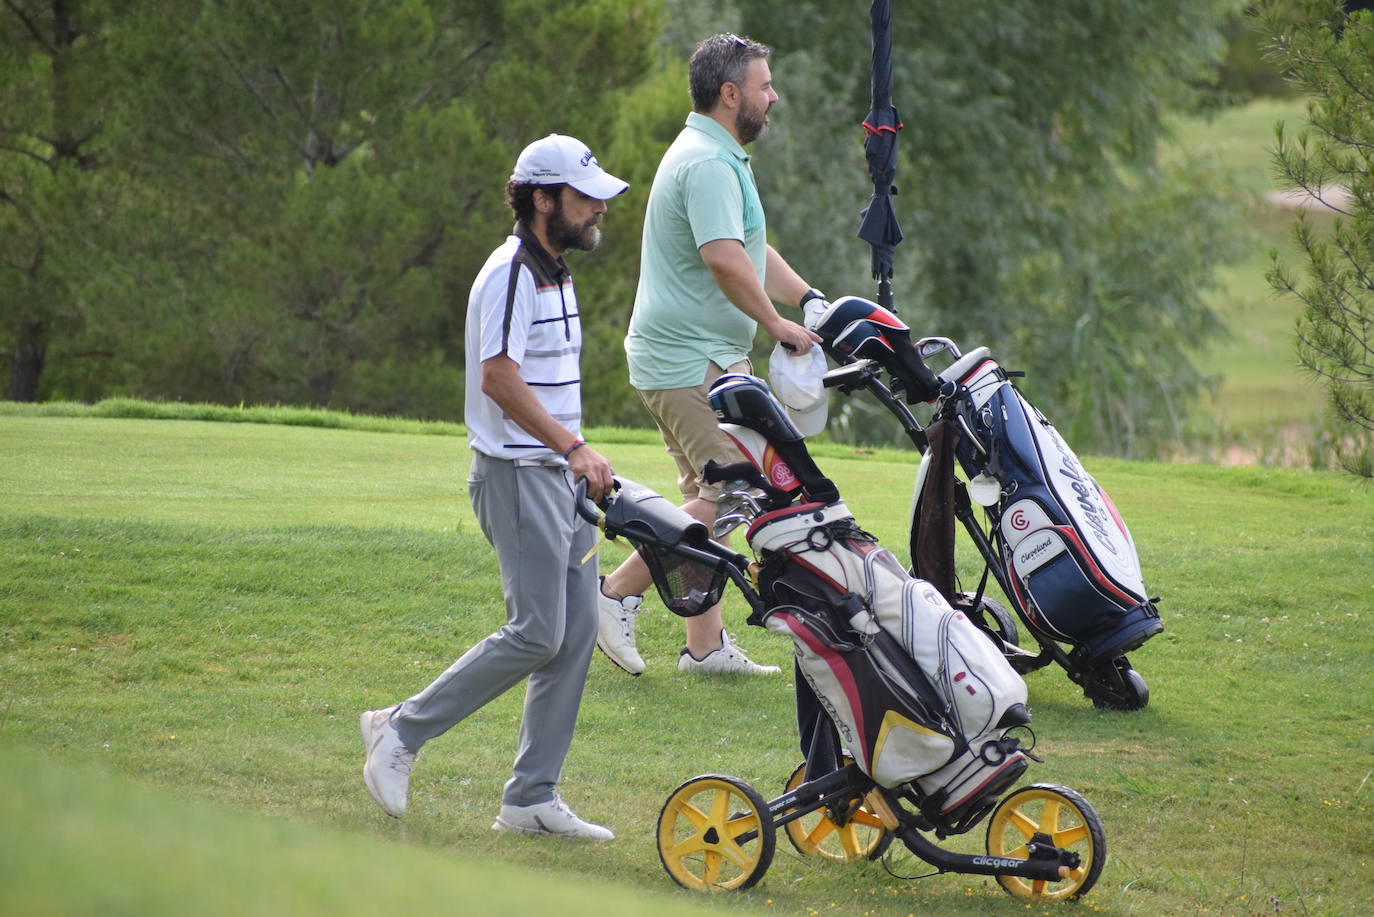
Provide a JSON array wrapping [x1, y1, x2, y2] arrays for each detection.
[[393, 452, 599, 806]]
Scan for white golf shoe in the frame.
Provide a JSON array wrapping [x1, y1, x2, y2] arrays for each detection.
[[360, 706, 417, 818], [493, 795, 615, 841], [677, 629, 781, 676], [596, 578, 645, 675]]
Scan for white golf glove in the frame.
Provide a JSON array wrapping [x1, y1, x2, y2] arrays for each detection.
[[799, 288, 830, 331]]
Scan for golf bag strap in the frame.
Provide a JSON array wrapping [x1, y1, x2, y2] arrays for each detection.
[[911, 416, 959, 603]]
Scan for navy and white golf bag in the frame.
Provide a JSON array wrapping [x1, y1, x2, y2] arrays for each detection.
[[809, 297, 1163, 710], [925, 346, 1163, 666]]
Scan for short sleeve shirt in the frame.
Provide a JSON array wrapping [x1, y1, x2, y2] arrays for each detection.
[[625, 113, 767, 391], [464, 224, 582, 461]]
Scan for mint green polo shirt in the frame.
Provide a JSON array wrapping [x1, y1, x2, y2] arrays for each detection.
[[625, 112, 767, 391]]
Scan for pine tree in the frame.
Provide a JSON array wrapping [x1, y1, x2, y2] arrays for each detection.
[[0, 1, 133, 401], [1262, 0, 1374, 476], [1, 1, 663, 418]]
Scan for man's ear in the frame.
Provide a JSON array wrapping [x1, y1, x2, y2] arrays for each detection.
[[718, 81, 740, 111]]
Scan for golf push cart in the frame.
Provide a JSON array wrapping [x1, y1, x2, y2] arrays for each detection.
[[572, 374, 1106, 900]]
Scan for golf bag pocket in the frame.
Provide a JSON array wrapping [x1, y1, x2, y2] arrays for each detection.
[[764, 606, 957, 789], [854, 548, 1029, 744], [914, 742, 1029, 823], [1007, 525, 1163, 663], [753, 502, 1029, 798]]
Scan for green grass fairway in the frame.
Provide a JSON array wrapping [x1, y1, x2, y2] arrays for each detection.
[[3, 412, 1371, 915], [0, 744, 723, 917]]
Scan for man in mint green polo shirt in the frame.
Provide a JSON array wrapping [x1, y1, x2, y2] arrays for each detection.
[[596, 33, 828, 677]]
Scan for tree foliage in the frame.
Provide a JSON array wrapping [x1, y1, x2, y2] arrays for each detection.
[[4, 0, 1252, 457], [1260, 0, 1374, 477], [0, 0, 135, 401], [738, 0, 1249, 456], [2, 0, 662, 419]]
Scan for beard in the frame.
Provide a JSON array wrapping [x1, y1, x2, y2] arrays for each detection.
[[736, 96, 771, 145], [548, 200, 602, 253]]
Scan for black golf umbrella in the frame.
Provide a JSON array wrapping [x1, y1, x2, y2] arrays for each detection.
[[857, 0, 903, 311]]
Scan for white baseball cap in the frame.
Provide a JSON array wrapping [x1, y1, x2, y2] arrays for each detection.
[[768, 342, 829, 438], [511, 134, 629, 200]]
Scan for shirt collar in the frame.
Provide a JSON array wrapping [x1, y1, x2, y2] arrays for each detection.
[[685, 112, 750, 163], [513, 221, 570, 280]]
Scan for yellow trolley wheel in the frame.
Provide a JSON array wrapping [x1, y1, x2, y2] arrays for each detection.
[[657, 774, 776, 892], [986, 782, 1106, 901], [782, 761, 892, 862]]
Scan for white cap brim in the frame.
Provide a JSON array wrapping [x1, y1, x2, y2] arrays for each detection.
[[569, 171, 629, 200]]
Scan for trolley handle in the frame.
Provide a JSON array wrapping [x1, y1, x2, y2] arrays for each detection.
[[572, 477, 608, 526]]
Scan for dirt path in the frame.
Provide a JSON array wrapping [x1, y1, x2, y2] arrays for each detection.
[[1264, 185, 1351, 211]]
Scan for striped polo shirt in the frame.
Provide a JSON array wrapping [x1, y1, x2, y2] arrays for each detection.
[[465, 223, 583, 462]]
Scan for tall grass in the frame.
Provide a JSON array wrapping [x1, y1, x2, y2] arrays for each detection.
[[3, 412, 1371, 915]]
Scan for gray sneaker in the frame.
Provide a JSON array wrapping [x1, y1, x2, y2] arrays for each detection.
[[596, 577, 645, 675], [360, 706, 416, 818], [493, 795, 614, 841], [677, 629, 781, 676]]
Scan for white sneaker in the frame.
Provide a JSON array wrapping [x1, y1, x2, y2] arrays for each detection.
[[492, 795, 615, 841], [596, 577, 645, 675], [360, 706, 417, 818], [677, 629, 781, 676]]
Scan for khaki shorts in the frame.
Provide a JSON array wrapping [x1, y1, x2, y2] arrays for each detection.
[[637, 359, 751, 503]]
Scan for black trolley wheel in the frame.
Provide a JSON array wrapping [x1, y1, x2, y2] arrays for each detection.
[[959, 591, 1020, 650], [1084, 657, 1150, 711]]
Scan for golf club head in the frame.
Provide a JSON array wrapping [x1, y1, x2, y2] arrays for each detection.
[[713, 512, 749, 538], [831, 318, 899, 364], [811, 296, 940, 404], [717, 422, 804, 495], [709, 373, 804, 444], [717, 485, 764, 519], [812, 295, 910, 343], [917, 336, 962, 361], [709, 375, 840, 505], [716, 489, 747, 517]]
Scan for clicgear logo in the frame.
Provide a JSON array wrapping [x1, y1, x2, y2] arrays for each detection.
[[972, 856, 1025, 869], [1009, 508, 1030, 531]]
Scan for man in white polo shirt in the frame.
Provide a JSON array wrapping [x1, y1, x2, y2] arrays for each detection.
[[360, 134, 625, 840], [596, 33, 826, 677]]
